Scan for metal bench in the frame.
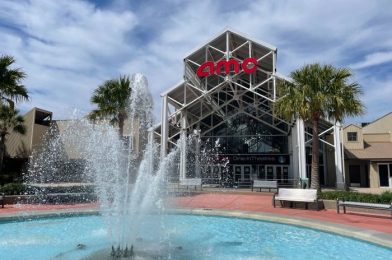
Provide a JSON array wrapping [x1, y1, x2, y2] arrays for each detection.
[[337, 198, 392, 218], [273, 188, 319, 210], [0, 193, 4, 208], [252, 180, 278, 192], [179, 178, 202, 191], [236, 180, 252, 188]]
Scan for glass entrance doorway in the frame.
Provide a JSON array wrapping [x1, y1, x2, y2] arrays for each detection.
[[258, 165, 289, 184], [233, 165, 251, 183]]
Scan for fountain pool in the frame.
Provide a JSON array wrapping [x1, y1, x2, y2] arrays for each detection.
[[0, 214, 391, 260], [15, 73, 391, 259]]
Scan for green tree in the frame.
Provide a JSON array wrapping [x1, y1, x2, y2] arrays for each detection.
[[89, 75, 131, 137], [0, 105, 26, 171], [0, 55, 29, 108], [274, 63, 364, 190]]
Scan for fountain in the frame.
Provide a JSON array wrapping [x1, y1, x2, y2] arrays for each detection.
[[25, 73, 180, 258], [13, 74, 392, 259]]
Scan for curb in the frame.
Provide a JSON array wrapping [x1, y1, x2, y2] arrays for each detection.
[[0, 207, 391, 249], [167, 208, 392, 249]]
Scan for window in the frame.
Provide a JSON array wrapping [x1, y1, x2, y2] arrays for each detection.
[[347, 132, 358, 141], [378, 164, 389, 187]]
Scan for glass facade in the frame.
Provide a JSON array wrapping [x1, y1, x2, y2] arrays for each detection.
[[200, 114, 289, 155], [190, 114, 290, 187]]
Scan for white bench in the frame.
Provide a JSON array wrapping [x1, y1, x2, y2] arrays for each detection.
[[273, 188, 319, 210], [179, 178, 202, 191], [337, 199, 392, 218], [252, 180, 278, 192]]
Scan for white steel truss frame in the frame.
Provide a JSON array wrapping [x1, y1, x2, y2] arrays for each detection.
[[161, 31, 280, 153], [158, 30, 345, 188]]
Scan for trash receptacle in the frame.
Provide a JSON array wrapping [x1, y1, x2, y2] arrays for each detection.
[[300, 178, 309, 189]]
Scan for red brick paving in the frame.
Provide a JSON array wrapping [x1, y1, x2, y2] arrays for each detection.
[[171, 193, 392, 234], [1, 193, 391, 234]]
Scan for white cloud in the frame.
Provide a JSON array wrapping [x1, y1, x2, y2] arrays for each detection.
[[0, 0, 137, 118], [1, 0, 392, 122], [350, 51, 392, 69], [141, 0, 392, 121]]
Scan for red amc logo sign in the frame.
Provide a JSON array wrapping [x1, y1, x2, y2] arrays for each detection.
[[196, 57, 258, 77]]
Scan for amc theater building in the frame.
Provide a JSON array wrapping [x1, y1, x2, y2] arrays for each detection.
[[155, 29, 345, 188]]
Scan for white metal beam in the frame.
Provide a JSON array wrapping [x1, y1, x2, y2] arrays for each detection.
[[161, 95, 169, 158], [179, 112, 187, 180], [334, 122, 345, 189], [297, 119, 307, 180]]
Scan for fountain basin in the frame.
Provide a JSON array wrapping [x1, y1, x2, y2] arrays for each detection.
[[0, 212, 391, 259]]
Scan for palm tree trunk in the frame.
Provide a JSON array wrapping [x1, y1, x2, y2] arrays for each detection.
[[0, 134, 6, 173], [310, 116, 320, 190]]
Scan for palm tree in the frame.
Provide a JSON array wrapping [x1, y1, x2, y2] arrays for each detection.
[[274, 63, 364, 190], [0, 105, 26, 172], [0, 55, 29, 108], [89, 75, 131, 137]]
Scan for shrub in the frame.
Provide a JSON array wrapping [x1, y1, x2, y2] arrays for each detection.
[[320, 191, 392, 203], [0, 183, 26, 195], [25, 184, 95, 195], [379, 192, 392, 203]]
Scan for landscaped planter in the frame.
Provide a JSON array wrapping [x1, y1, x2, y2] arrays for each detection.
[[322, 199, 391, 216], [3, 194, 97, 205], [322, 199, 337, 210]]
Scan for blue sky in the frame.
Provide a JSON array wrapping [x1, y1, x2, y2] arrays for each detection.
[[0, 0, 391, 124]]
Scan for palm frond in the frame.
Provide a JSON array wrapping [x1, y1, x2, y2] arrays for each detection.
[[0, 104, 26, 136], [0, 55, 29, 104], [13, 124, 26, 135], [274, 63, 364, 122], [89, 75, 132, 126]]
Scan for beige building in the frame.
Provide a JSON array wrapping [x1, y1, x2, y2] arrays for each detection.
[[5, 107, 143, 164], [344, 112, 392, 188], [4, 107, 144, 183], [1, 108, 52, 180], [5, 107, 52, 159]]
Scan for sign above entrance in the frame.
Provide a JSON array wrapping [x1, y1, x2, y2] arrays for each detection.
[[225, 154, 290, 165], [196, 58, 258, 77]]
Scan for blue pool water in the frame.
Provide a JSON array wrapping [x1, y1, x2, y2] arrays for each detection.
[[0, 214, 390, 259]]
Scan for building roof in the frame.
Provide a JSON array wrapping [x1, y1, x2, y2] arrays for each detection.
[[343, 112, 392, 132], [343, 123, 361, 130], [362, 111, 392, 134], [366, 111, 392, 126], [345, 142, 392, 160], [183, 27, 277, 60]]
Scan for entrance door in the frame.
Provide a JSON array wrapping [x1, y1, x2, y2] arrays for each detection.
[[379, 164, 390, 187], [266, 165, 274, 180], [262, 165, 289, 183], [275, 166, 289, 184], [243, 165, 251, 181], [234, 165, 252, 183], [276, 166, 282, 183], [281, 166, 289, 184]]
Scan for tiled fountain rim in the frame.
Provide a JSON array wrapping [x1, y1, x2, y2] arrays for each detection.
[[0, 207, 391, 249], [0, 208, 99, 222], [171, 208, 392, 249]]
